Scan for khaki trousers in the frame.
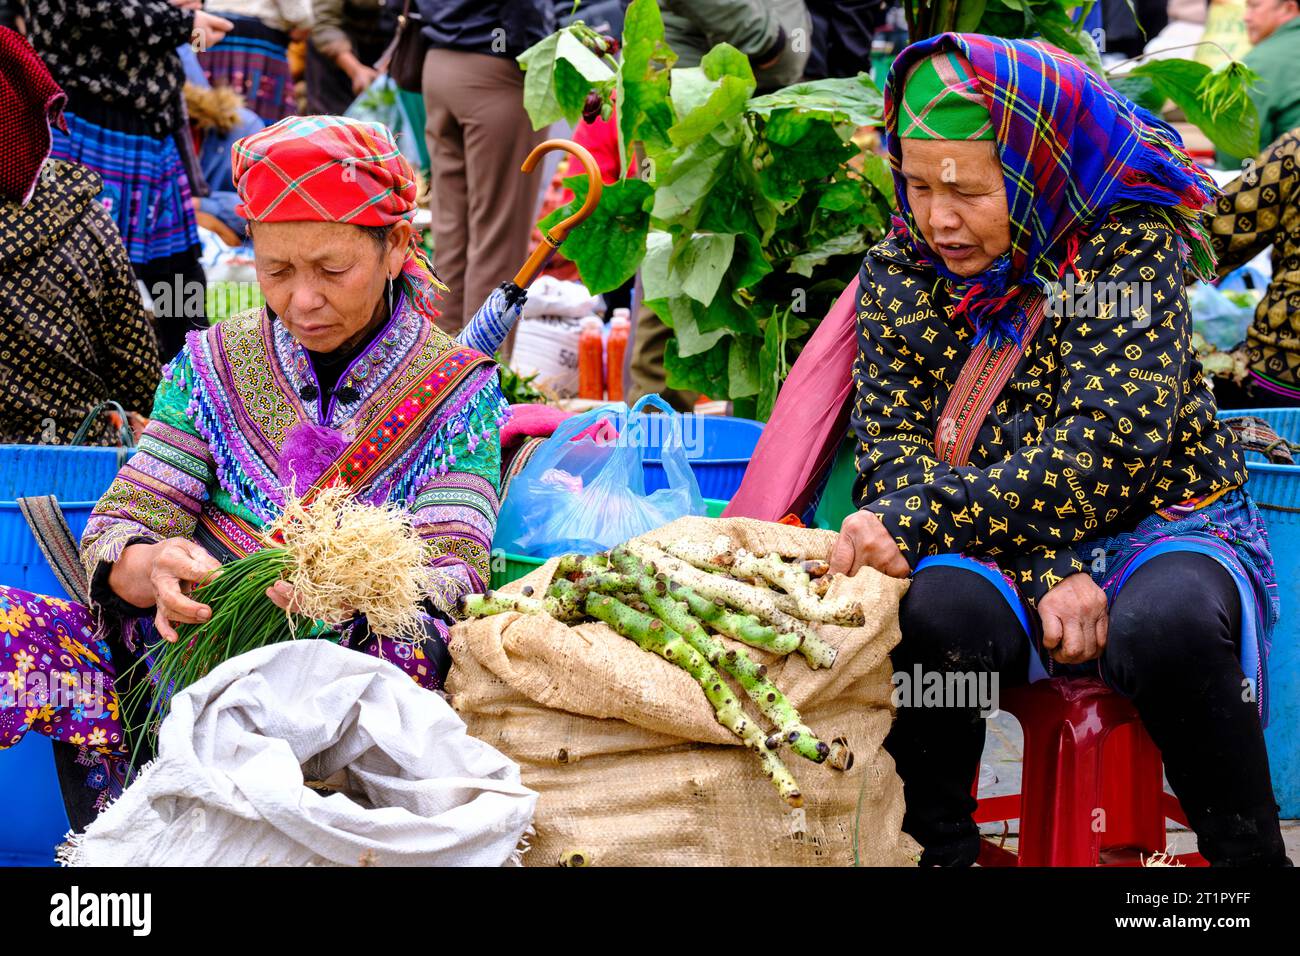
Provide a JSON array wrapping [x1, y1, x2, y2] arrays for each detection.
[[422, 47, 546, 344]]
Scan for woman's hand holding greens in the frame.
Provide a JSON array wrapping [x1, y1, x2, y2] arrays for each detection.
[[110, 539, 221, 643]]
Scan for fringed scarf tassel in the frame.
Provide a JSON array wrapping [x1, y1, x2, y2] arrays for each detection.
[[1119, 126, 1222, 282]]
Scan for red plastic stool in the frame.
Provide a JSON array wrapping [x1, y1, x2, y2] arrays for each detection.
[[973, 677, 1207, 867]]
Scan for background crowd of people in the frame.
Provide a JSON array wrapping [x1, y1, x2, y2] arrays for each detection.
[[0, 0, 1298, 444]]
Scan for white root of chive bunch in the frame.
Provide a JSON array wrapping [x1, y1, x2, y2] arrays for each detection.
[[269, 485, 434, 644]]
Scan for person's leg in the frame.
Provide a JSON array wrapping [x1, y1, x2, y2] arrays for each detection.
[[457, 53, 547, 352], [1101, 551, 1289, 866], [422, 48, 470, 336], [135, 249, 207, 364], [886, 563, 1030, 865], [627, 300, 699, 411]]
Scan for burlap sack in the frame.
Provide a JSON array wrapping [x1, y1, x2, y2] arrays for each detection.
[[448, 516, 921, 866]]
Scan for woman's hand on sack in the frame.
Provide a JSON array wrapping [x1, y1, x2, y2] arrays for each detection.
[[828, 510, 911, 579], [110, 539, 221, 643], [1038, 572, 1108, 664]]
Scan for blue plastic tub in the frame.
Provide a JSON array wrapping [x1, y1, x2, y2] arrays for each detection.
[[0, 445, 124, 598], [1217, 409, 1300, 817], [641, 415, 763, 501], [0, 444, 125, 866]]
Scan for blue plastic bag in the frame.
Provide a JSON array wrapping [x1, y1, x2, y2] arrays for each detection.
[[345, 76, 429, 177], [495, 395, 706, 558], [1190, 282, 1257, 351]]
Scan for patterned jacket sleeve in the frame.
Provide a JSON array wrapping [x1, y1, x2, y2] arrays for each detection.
[[80, 348, 215, 580], [83, 201, 161, 418], [857, 219, 1207, 606], [73, 0, 195, 49], [1209, 130, 1298, 277], [410, 375, 506, 611], [849, 260, 955, 535]]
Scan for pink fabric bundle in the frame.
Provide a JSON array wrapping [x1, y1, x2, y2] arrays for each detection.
[[723, 280, 860, 522]]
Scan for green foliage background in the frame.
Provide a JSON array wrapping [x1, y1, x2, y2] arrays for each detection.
[[518, 0, 1258, 419]]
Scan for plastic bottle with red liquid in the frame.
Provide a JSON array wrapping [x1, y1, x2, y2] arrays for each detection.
[[577, 315, 605, 400], [606, 308, 630, 401]]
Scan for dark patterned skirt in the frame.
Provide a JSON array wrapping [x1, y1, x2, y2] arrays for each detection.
[[49, 108, 200, 271], [198, 13, 296, 124]]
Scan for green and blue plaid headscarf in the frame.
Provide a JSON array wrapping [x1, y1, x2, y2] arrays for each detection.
[[899, 51, 994, 141], [884, 34, 1221, 347]]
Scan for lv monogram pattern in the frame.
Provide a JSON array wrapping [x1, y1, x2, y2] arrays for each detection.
[[850, 204, 1247, 606], [1209, 129, 1300, 395]]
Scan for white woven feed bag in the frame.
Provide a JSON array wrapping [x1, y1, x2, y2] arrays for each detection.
[[60, 641, 537, 867]]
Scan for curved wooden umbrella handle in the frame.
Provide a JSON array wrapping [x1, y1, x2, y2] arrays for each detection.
[[512, 138, 604, 289]]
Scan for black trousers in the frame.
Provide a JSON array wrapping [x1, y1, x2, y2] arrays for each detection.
[[887, 552, 1290, 866]]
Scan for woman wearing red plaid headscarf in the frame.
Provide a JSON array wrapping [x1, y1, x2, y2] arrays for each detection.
[[1, 114, 512, 825]]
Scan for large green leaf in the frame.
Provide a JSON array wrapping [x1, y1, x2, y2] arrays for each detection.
[[517, 29, 614, 130], [540, 176, 653, 294], [646, 295, 733, 356], [1106, 73, 1166, 113], [665, 336, 730, 395], [650, 127, 736, 229], [747, 74, 884, 128], [789, 233, 872, 278], [668, 46, 755, 148], [670, 232, 736, 305], [727, 232, 772, 291], [727, 335, 761, 399], [639, 229, 674, 301], [956, 0, 989, 31], [756, 307, 786, 421], [757, 115, 855, 205], [617, 0, 678, 168], [862, 151, 897, 203], [696, 138, 778, 243], [642, 229, 738, 308], [1106, 58, 1260, 159]]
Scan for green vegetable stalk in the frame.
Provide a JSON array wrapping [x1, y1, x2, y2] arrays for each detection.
[[584, 592, 803, 807], [625, 541, 838, 669], [605, 551, 833, 765]]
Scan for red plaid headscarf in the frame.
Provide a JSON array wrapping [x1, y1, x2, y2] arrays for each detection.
[[232, 115, 445, 318], [0, 27, 68, 203]]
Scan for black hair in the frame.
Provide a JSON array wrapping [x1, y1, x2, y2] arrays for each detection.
[[357, 223, 395, 253]]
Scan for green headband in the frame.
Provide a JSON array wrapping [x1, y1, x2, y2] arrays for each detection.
[[900, 52, 994, 141]]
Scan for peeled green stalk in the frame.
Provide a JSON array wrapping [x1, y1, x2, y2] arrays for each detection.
[[624, 542, 838, 669], [607, 551, 834, 766], [584, 592, 803, 808], [661, 540, 863, 626]]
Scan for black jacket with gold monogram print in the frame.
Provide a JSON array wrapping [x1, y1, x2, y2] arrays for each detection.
[[849, 202, 1248, 608]]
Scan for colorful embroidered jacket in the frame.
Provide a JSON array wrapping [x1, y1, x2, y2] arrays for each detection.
[[850, 203, 1247, 607], [80, 299, 507, 619]]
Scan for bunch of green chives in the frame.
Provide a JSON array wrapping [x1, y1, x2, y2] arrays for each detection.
[[119, 546, 320, 764]]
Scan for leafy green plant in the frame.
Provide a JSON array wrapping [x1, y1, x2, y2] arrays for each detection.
[[496, 356, 555, 406], [1106, 52, 1260, 160], [517, 0, 1258, 419], [520, 0, 893, 419]]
